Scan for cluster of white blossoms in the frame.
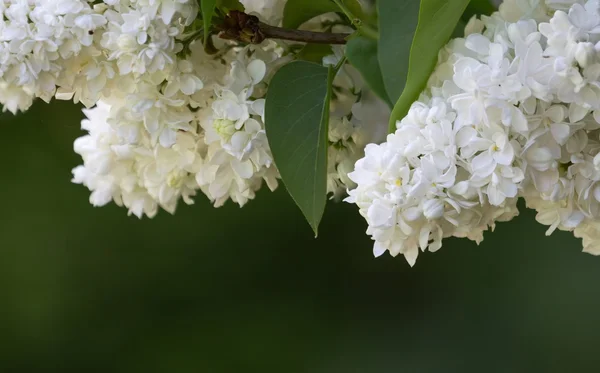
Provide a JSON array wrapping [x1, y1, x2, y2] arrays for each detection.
[[0, 0, 279, 216], [72, 33, 285, 216], [0, 0, 386, 217], [0, 0, 200, 113], [347, 0, 600, 265]]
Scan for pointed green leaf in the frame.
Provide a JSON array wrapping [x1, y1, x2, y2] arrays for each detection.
[[283, 0, 364, 29], [377, 0, 420, 106], [345, 36, 392, 108], [201, 0, 218, 46], [386, 0, 470, 131], [265, 61, 333, 236]]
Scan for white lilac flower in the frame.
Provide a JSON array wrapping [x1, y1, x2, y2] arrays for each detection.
[[196, 53, 280, 207], [72, 101, 159, 218], [346, 97, 521, 266], [0, 0, 200, 113], [72, 99, 206, 218], [539, 1, 600, 109], [71, 35, 231, 216], [347, 0, 600, 263], [0, 0, 107, 112]]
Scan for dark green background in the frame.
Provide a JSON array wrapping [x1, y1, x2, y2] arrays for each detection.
[[0, 101, 599, 372]]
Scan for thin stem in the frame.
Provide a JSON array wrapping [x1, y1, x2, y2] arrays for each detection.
[[219, 11, 350, 45], [331, 0, 379, 40], [181, 28, 204, 42], [333, 56, 348, 74], [259, 23, 349, 44]]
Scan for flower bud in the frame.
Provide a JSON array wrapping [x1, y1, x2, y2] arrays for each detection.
[[423, 199, 445, 220]]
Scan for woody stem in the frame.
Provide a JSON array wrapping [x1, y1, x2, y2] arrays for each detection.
[[258, 23, 350, 44], [219, 10, 351, 45]]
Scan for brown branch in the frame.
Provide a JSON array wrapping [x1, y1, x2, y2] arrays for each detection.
[[258, 23, 349, 44], [219, 10, 350, 45]]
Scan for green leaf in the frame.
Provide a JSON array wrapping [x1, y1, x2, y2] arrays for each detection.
[[200, 0, 218, 46], [345, 36, 392, 108], [265, 61, 333, 236], [296, 44, 333, 64], [283, 0, 364, 29], [377, 0, 420, 106], [387, 0, 470, 131]]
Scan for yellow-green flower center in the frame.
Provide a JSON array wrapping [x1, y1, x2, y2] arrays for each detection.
[[213, 118, 236, 140]]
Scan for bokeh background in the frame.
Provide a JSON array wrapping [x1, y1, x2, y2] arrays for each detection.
[[1, 100, 600, 372]]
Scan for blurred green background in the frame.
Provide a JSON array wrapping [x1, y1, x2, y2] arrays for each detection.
[[1, 100, 600, 372]]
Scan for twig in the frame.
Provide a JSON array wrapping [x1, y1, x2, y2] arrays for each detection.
[[219, 11, 351, 45]]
